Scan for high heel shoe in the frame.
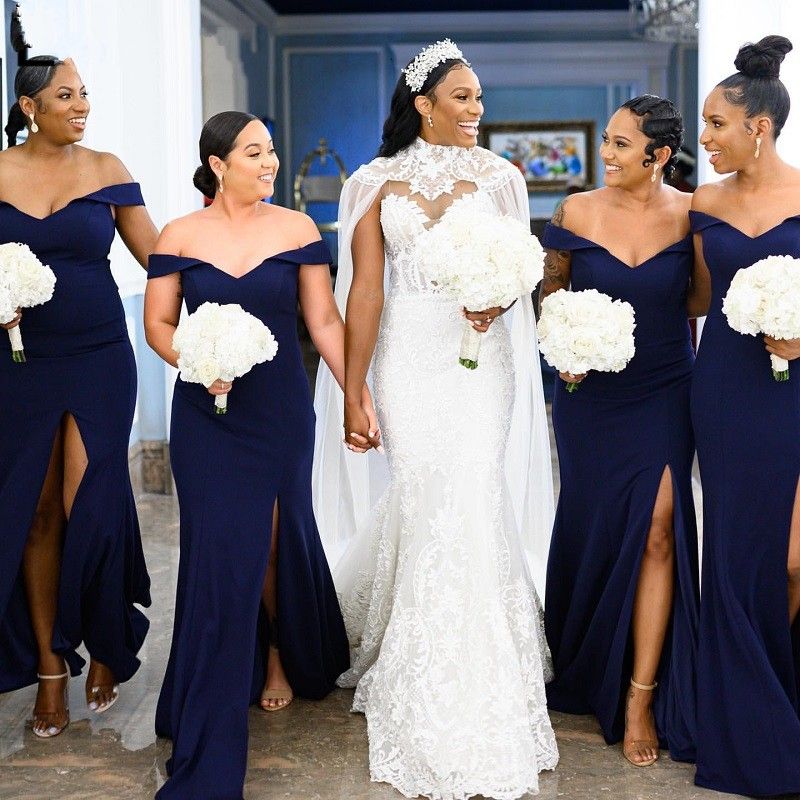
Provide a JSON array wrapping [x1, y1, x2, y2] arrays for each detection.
[[32, 672, 70, 739], [87, 682, 119, 713], [86, 659, 120, 712], [623, 678, 659, 767]]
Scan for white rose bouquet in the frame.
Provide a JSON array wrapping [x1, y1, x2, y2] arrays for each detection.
[[0, 242, 57, 362], [722, 254, 800, 382], [538, 288, 636, 392], [422, 205, 545, 369], [172, 302, 278, 414]]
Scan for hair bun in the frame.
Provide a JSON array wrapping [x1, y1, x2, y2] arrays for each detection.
[[193, 164, 217, 199], [735, 35, 793, 79]]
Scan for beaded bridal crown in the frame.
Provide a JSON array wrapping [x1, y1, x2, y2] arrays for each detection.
[[403, 39, 469, 93]]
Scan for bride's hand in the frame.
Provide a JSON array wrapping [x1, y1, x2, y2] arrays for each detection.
[[0, 308, 21, 330], [361, 384, 383, 452], [344, 396, 380, 454], [463, 306, 503, 334]]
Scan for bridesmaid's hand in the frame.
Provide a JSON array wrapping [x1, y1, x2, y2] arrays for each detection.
[[0, 308, 21, 330], [764, 336, 800, 362], [559, 371, 587, 385], [207, 378, 232, 397], [463, 306, 503, 334]]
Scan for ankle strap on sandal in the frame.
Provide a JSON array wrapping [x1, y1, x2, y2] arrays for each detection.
[[630, 678, 658, 691], [37, 672, 69, 680]]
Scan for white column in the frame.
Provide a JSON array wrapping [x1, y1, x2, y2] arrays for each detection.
[[698, 0, 800, 185], [14, 0, 203, 296]]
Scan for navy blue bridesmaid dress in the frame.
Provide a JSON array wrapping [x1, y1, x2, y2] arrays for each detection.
[[149, 241, 349, 800], [690, 210, 800, 797], [0, 183, 151, 691], [542, 223, 699, 760]]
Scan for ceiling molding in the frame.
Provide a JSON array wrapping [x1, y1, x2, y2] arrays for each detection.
[[391, 40, 672, 93], [203, 0, 277, 29], [264, 9, 631, 36]]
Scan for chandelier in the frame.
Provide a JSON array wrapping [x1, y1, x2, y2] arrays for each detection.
[[629, 0, 698, 44]]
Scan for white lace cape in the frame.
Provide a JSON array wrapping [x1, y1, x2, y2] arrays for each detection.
[[311, 143, 554, 596]]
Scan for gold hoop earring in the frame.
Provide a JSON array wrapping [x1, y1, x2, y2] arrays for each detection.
[[29, 114, 39, 134], [755, 136, 762, 159], [651, 163, 660, 183], [427, 114, 433, 128]]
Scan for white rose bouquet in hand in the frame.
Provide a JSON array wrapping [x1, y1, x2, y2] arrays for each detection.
[[172, 302, 278, 414], [722, 254, 800, 382], [0, 242, 57, 363], [423, 205, 545, 369], [538, 288, 636, 392]]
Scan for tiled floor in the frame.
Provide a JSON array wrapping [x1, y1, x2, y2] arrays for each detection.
[[0, 477, 735, 800]]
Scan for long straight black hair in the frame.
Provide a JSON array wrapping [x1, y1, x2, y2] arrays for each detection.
[[378, 57, 471, 158]]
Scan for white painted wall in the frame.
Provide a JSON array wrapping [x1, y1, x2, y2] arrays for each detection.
[[13, 0, 204, 297], [697, 0, 800, 185]]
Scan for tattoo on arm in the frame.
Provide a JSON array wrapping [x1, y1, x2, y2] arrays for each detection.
[[537, 197, 571, 310], [551, 197, 568, 228], [539, 248, 571, 310]]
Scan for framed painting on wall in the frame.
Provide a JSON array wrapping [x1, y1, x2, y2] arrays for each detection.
[[480, 120, 595, 192]]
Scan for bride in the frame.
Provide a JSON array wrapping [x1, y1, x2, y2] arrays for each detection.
[[313, 40, 558, 799]]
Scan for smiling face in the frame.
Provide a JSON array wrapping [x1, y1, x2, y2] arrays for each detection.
[[700, 85, 763, 174], [599, 108, 661, 189], [19, 59, 89, 144], [417, 64, 483, 147], [213, 120, 279, 201]]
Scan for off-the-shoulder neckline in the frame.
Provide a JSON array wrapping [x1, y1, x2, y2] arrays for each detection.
[[0, 182, 141, 221], [545, 223, 691, 270], [689, 209, 800, 240], [150, 240, 328, 280]]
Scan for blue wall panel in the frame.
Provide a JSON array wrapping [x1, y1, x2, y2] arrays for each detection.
[[282, 49, 385, 212]]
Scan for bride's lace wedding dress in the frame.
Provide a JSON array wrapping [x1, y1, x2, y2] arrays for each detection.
[[314, 138, 557, 800]]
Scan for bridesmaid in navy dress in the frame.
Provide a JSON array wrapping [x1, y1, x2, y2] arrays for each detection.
[[145, 112, 358, 799], [690, 36, 800, 796], [542, 96, 702, 766], [0, 57, 156, 737]]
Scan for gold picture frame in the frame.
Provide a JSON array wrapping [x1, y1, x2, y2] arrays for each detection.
[[480, 120, 595, 192]]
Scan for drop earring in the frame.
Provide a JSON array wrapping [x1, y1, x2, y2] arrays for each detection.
[[218, 173, 224, 194], [427, 114, 433, 128], [28, 114, 38, 134], [651, 163, 660, 183], [755, 136, 762, 159]]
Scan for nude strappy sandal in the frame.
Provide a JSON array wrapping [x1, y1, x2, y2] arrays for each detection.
[[87, 682, 119, 713], [259, 645, 293, 712], [623, 678, 659, 767], [33, 672, 70, 738]]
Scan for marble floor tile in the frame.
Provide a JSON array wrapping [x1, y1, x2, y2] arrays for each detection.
[[0, 480, 731, 800]]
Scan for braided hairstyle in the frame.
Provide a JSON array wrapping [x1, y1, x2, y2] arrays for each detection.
[[718, 35, 793, 138], [621, 94, 684, 178]]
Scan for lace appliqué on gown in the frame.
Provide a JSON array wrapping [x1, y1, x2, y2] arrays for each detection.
[[334, 139, 558, 800]]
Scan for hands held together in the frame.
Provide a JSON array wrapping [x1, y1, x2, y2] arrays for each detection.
[[344, 384, 382, 454]]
